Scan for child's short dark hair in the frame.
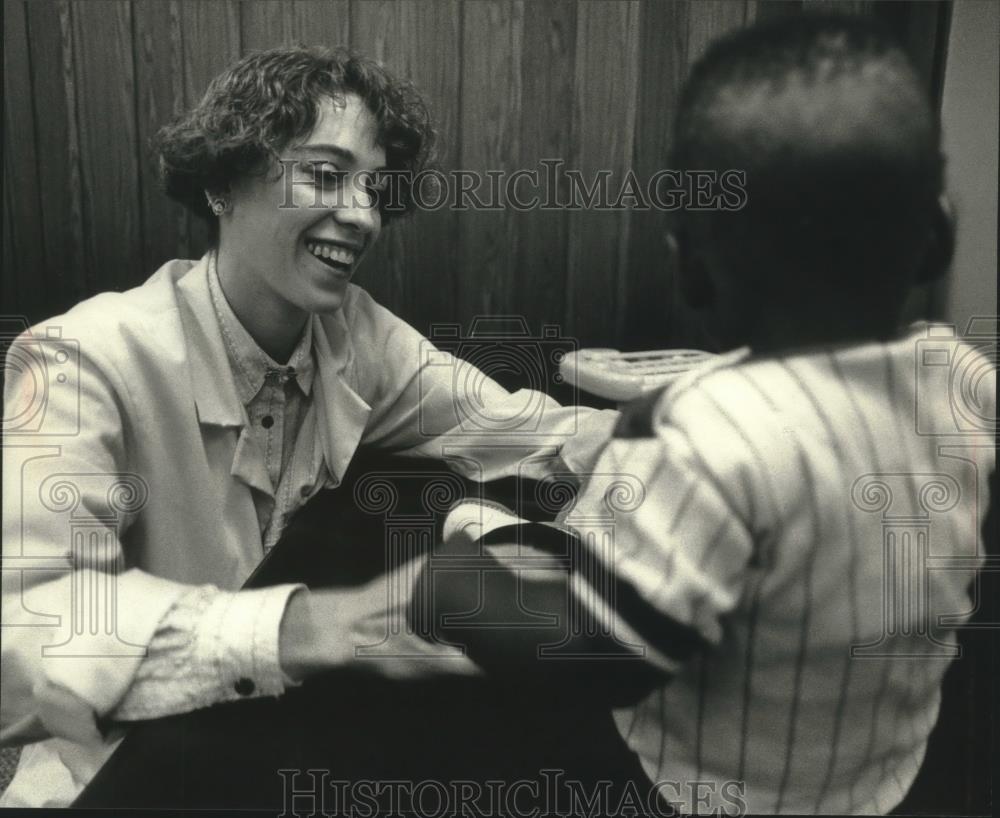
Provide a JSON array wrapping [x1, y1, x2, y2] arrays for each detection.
[[673, 14, 943, 294], [154, 46, 436, 229]]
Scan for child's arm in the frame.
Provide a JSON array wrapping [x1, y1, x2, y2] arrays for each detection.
[[416, 519, 672, 707], [414, 400, 758, 703]]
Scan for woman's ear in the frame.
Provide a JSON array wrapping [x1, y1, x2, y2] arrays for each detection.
[[669, 228, 715, 310], [914, 194, 956, 284]]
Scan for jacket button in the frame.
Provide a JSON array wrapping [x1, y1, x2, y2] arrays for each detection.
[[234, 677, 256, 697], [261, 415, 274, 429]]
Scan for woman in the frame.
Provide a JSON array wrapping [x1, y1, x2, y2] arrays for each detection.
[[0, 47, 614, 807]]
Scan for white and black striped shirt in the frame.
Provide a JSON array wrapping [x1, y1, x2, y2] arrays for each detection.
[[565, 328, 995, 814]]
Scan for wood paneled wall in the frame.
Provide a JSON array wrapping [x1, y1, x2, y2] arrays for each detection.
[[3, 0, 950, 349]]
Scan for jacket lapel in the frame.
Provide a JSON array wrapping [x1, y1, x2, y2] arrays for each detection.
[[312, 311, 372, 487], [175, 257, 246, 430], [175, 258, 274, 491]]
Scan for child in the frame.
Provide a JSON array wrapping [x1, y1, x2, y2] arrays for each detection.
[[434, 14, 995, 816], [567, 14, 995, 814]]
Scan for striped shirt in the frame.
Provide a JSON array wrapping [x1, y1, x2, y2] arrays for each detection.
[[564, 328, 995, 815]]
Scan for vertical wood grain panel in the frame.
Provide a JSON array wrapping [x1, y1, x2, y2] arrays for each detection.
[[22, 0, 88, 317], [287, 0, 351, 48], [622, 0, 693, 351], [240, 0, 291, 52], [565, 0, 640, 347], [751, 0, 804, 23], [351, 0, 462, 334], [348, 0, 406, 314], [515, 0, 576, 334], [2, 0, 957, 340], [71, 0, 142, 292], [3, 166, 17, 313], [3, 0, 45, 320], [133, 0, 189, 271], [241, 0, 349, 52], [179, 0, 243, 108], [179, 0, 242, 256], [686, 0, 753, 66], [802, 0, 874, 15], [457, 0, 523, 320]]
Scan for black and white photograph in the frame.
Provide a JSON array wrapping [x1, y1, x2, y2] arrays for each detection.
[[1, 0, 997, 815]]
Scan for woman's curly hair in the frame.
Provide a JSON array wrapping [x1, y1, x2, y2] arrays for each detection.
[[154, 46, 436, 230]]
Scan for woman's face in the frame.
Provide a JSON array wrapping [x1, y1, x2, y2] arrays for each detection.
[[218, 93, 386, 320]]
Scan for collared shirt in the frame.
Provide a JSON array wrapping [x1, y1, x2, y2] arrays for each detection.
[[206, 252, 320, 550], [114, 254, 317, 720], [564, 330, 995, 815]]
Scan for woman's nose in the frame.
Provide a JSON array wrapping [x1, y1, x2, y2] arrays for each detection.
[[333, 183, 379, 234]]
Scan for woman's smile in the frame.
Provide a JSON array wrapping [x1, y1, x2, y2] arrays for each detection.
[[304, 238, 362, 276]]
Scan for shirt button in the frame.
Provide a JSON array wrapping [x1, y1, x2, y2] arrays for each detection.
[[234, 677, 256, 697], [261, 415, 274, 429]]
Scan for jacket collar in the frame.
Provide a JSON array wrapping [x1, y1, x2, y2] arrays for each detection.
[[175, 255, 372, 485]]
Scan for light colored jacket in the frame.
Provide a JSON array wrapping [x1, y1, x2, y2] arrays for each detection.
[[1, 256, 615, 805]]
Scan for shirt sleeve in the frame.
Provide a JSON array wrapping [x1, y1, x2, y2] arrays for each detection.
[[563, 421, 755, 674], [111, 583, 305, 721], [350, 294, 619, 483]]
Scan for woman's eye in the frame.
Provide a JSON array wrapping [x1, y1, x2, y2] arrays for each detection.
[[305, 162, 346, 188]]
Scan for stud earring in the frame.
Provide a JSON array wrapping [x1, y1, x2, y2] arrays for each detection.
[[205, 191, 230, 216]]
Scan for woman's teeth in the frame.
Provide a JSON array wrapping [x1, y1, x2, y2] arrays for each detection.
[[306, 241, 357, 268]]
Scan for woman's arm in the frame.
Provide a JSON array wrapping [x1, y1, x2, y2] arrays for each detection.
[[2, 337, 190, 744], [345, 289, 618, 485]]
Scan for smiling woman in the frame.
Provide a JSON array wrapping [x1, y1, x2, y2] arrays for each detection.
[[154, 49, 431, 360], [217, 94, 386, 358], [0, 46, 617, 807]]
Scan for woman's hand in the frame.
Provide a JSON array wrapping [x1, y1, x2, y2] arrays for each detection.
[[278, 555, 482, 682]]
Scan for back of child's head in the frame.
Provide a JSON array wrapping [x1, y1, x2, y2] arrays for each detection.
[[672, 13, 948, 350]]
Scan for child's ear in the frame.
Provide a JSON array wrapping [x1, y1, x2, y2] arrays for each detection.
[[914, 195, 956, 284], [669, 228, 715, 309]]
